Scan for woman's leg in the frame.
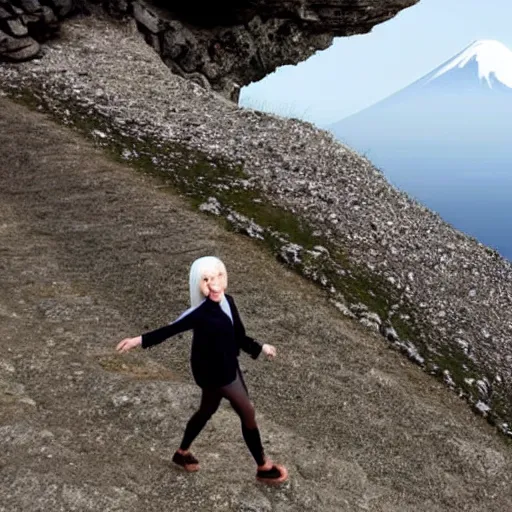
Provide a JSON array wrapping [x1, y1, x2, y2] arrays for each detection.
[[221, 370, 288, 483], [179, 387, 222, 451], [220, 371, 265, 466]]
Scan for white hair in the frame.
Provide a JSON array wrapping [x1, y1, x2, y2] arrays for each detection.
[[189, 256, 227, 308]]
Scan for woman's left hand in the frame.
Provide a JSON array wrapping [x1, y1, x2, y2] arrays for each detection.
[[262, 343, 277, 360]]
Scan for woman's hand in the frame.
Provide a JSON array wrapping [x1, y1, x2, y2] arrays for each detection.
[[116, 336, 142, 353], [262, 343, 277, 360]]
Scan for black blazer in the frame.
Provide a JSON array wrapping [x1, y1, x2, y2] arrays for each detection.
[[141, 294, 262, 388]]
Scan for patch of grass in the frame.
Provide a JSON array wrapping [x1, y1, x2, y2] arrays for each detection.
[[96, 354, 177, 380], [391, 308, 421, 342]]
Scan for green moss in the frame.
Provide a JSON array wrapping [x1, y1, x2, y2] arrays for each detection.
[[391, 309, 421, 342]]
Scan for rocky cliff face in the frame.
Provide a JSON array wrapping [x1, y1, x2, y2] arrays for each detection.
[[1, 0, 418, 99]]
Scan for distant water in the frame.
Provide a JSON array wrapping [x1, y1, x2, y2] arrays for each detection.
[[368, 152, 512, 261]]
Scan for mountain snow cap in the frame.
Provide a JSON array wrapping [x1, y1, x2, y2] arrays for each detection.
[[428, 40, 512, 88]]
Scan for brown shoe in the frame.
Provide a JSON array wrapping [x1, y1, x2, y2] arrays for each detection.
[[172, 451, 200, 472], [256, 462, 288, 484]]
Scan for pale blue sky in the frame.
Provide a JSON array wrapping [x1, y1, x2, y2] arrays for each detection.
[[240, 0, 512, 126]]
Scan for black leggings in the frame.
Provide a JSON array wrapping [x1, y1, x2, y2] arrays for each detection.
[[179, 370, 265, 465]]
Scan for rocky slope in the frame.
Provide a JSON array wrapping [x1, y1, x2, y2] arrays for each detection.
[[2, 14, 512, 434], [0, 0, 418, 99], [2, 0, 512, 419], [2, 94, 512, 512]]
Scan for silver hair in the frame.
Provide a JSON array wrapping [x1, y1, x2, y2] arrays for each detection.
[[189, 256, 227, 308]]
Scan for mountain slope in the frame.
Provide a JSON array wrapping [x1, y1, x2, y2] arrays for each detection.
[[420, 39, 512, 91], [331, 40, 512, 141], [2, 87, 512, 512], [3, 20, 512, 511]]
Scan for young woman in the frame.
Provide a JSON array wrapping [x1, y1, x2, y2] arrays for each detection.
[[116, 256, 288, 484]]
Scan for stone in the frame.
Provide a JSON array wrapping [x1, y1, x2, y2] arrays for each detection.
[[279, 243, 303, 265], [0, 30, 39, 61], [405, 342, 425, 366], [359, 317, 380, 331], [7, 18, 28, 37], [361, 311, 382, 325], [49, 0, 73, 17], [476, 378, 490, 400], [443, 370, 455, 387], [133, 1, 165, 34], [20, 0, 41, 13], [40, 5, 58, 25], [455, 338, 470, 354], [474, 401, 491, 416], [332, 300, 357, 319], [380, 324, 399, 342], [162, 20, 194, 60], [21, 13, 40, 24], [350, 302, 368, 315], [0, 6, 11, 18], [227, 211, 265, 240], [199, 196, 222, 216]]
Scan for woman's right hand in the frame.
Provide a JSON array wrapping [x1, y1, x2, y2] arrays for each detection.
[[116, 336, 142, 353]]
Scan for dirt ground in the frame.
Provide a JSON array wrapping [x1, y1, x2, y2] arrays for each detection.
[[1, 97, 511, 511]]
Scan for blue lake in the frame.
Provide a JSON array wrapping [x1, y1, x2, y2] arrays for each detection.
[[370, 152, 512, 261]]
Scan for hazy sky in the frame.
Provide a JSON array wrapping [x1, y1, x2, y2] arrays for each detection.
[[240, 0, 512, 126]]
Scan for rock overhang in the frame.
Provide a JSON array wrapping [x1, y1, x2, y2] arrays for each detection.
[[1, 0, 420, 99]]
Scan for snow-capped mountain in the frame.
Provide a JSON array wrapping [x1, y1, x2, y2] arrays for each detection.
[[331, 40, 512, 138], [419, 39, 512, 91], [329, 40, 512, 259], [330, 38, 512, 156]]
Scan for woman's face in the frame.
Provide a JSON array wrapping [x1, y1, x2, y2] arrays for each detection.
[[199, 264, 227, 302]]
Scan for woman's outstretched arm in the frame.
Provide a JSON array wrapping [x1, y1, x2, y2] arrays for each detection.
[[116, 304, 200, 353]]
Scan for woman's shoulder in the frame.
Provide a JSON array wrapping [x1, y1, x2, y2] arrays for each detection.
[[173, 299, 208, 322]]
